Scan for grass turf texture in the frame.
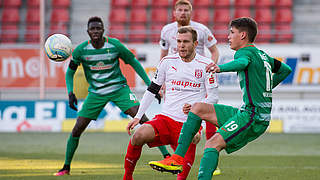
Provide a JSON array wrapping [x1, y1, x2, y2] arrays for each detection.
[[0, 132, 319, 180]]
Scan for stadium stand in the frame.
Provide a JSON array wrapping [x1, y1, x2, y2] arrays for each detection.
[[254, 0, 273, 8], [0, 0, 295, 44], [130, 8, 148, 23], [2, 0, 21, 8], [129, 24, 147, 43], [193, 0, 211, 7], [111, 0, 130, 7], [151, 0, 170, 7], [27, 0, 40, 7], [234, 0, 252, 8], [0, 24, 19, 43], [25, 24, 40, 43], [234, 8, 252, 19], [52, 0, 71, 8], [151, 8, 169, 23], [192, 8, 210, 26], [131, 0, 149, 8]]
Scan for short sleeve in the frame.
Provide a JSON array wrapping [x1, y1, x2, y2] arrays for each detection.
[[203, 26, 217, 48], [71, 46, 82, 65], [159, 27, 169, 50], [152, 59, 167, 85]]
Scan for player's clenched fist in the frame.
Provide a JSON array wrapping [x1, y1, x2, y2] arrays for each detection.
[[183, 103, 192, 114], [127, 118, 140, 135]]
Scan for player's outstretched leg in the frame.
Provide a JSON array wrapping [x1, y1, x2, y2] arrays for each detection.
[[205, 121, 221, 176]]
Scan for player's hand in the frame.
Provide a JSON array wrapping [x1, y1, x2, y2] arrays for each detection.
[[192, 132, 201, 144], [68, 92, 78, 111], [127, 118, 140, 135], [155, 93, 161, 104], [183, 103, 192, 114], [206, 63, 220, 73]]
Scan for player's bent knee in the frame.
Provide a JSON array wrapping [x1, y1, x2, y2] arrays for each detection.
[[191, 102, 209, 118], [131, 124, 154, 146], [204, 133, 226, 151]]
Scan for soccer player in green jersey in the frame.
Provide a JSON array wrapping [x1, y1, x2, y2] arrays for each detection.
[[54, 16, 169, 176], [149, 17, 292, 179]]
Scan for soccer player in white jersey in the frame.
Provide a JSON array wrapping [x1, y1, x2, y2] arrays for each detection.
[[123, 26, 218, 180], [159, 0, 221, 175]]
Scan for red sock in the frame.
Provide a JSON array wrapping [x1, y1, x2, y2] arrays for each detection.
[[205, 121, 217, 140], [177, 144, 196, 180], [123, 140, 142, 180]]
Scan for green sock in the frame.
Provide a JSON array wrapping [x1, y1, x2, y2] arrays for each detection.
[[198, 148, 219, 180], [64, 134, 80, 165], [157, 145, 170, 157], [175, 112, 202, 157]]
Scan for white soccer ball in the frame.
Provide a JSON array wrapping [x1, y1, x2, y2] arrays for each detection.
[[44, 34, 72, 62]]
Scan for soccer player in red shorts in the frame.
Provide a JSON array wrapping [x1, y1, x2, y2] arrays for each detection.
[[123, 26, 218, 180]]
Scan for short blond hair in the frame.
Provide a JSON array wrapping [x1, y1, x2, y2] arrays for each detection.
[[175, 0, 192, 11]]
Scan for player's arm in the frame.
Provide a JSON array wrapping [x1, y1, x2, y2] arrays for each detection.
[[160, 49, 169, 60], [128, 57, 151, 86], [208, 45, 219, 64], [272, 58, 292, 88], [65, 60, 79, 111], [218, 57, 249, 72]]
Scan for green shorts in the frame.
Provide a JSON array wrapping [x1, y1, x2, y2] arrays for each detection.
[[214, 104, 269, 154], [78, 86, 139, 120]]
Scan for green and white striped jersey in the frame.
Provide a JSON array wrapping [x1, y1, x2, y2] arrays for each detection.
[[71, 37, 135, 95]]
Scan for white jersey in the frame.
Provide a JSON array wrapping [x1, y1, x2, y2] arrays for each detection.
[[153, 54, 218, 123], [160, 21, 217, 56]]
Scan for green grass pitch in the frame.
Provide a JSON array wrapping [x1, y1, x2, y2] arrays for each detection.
[[0, 132, 319, 180]]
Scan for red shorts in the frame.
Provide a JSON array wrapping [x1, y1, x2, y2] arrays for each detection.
[[145, 114, 201, 148]]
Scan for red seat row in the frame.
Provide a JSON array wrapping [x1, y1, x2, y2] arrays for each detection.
[[111, 0, 292, 8], [1, 8, 69, 24], [0, 0, 70, 7]]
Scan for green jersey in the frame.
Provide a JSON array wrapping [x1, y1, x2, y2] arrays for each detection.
[[71, 37, 135, 95], [219, 44, 287, 122]]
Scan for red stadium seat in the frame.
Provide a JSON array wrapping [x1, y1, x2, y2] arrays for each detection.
[[275, 24, 293, 43], [1, 8, 20, 24], [275, 8, 293, 24], [109, 24, 126, 42], [50, 24, 68, 35], [151, 0, 169, 7], [27, 0, 40, 7], [26, 8, 40, 24], [131, 0, 149, 7], [213, 0, 231, 7], [130, 8, 148, 23], [234, 0, 252, 7], [1, 24, 19, 43], [254, 0, 273, 7], [193, 0, 211, 7], [274, 0, 292, 8], [193, 8, 210, 26], [111, 0, 130, 7], [52, 0, 70, 8], [3, 0, 21, 7], [50, 9, 70, 23], [255, 8, 272, 24], [150, 23, 164, 43], [214, 9, 231, 24], [151, 8, 169, 23], [129, 24, 147, 43], [255, 24, 272, 43], [234, 8, 252, 18], [24, 25, 39, 43], [213, 24, 228, 43], [109, 8, 127, 24]]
